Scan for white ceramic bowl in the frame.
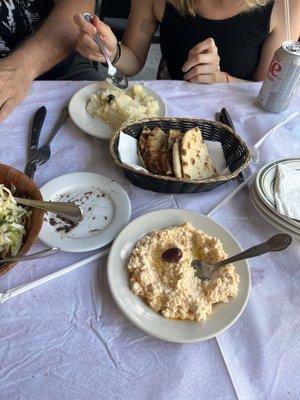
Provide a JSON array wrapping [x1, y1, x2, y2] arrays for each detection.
[[69, 82, 167, 140]]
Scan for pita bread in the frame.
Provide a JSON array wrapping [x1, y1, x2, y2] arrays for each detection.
[[138, 126, 151, 167], [160, 130, 180, 176], [138, 127, 166, 175], [180, 127, 216, 180], [172, 136, 183, 178], [139, 126, 152, 153], [161, 141, 172, 175]]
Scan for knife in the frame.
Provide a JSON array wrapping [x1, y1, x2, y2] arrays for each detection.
[[218, 107, 245, 182], [220, 108, 235, 131], [24, 106, 47, 179]]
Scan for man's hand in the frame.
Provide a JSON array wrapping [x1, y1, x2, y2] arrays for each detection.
[[0, 0, 94, 122], [0, 58, 34, 122], [182, 38, 226, 84]]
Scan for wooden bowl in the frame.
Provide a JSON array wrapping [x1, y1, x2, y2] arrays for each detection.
[[0, 164, 44, 276]]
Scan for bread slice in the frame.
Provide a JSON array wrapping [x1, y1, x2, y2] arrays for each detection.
[[161, 141, 171, 175], [172, 136, 183, 178], [138, 126, 151, 167], [180, 127, 216, 180], [138, 127, 166, 175], [139, 126, 152, 153]]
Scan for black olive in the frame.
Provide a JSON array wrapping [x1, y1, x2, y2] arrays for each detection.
[[161, 247, 183, 263], [107, 94, 115, 104]]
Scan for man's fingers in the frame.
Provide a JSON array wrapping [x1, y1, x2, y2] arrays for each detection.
[[189, 38, 218, 57], [0, 98, 16, 123], [182, 52, 219, 73]]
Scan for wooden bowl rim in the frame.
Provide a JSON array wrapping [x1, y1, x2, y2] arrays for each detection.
[[0, 164, 44, 276]]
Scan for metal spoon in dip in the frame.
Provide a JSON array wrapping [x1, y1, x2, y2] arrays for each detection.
[[83, 13, 129, 90], [14, 197, 83, 223], [192, 234, 292, 281]]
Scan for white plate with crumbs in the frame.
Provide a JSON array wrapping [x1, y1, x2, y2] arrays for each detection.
[[107, 209, 250, 343], [68, 82, 167, 140], [39, 172, 131, 252]]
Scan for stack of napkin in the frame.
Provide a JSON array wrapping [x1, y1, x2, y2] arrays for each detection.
[[274, 163, 300, 220]]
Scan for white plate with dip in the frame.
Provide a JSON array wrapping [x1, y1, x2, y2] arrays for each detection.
[[107, 209, 251, 343], [39, 172, 131, 252], [68, 82, 167, 141]]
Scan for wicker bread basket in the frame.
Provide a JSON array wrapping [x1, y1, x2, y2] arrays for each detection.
[[110, 117, 251, 194]]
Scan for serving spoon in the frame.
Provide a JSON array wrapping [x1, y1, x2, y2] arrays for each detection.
[[0, 247, 60, 265], [191, 234, 292, 280], [83, 13, 129, 90], [14, 197, 83, 223]]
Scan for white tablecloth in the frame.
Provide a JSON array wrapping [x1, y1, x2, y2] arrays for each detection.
[[0, 81, 299, 400]]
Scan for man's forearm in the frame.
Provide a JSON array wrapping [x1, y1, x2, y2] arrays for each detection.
[[9, 0, 95, 79]]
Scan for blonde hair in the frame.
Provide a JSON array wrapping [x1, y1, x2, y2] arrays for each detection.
[[168, 0, 270, 17]]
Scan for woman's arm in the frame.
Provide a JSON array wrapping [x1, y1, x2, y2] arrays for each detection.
[[75, 0, 158, 77], [252, 0, 300, 81], [120, 0, 158, 75]]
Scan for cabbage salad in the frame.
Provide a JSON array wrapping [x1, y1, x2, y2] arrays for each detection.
[[0, 184, 31, 258]]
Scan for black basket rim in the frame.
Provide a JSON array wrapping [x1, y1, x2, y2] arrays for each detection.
[[109, 117, 251, 184]]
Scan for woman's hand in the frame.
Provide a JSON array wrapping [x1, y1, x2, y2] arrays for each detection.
[[182, 38, 226, 84], [74, 14, 118, 63]]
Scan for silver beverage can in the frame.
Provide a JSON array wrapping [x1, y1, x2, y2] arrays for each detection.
[[257, 41, 300, 113]]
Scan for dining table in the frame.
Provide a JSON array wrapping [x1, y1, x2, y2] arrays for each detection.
[[0, 79, 299, 400]]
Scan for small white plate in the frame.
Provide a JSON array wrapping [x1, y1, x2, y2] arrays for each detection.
[[107, 209, 250, 343], [255, 158, 300, 229], [250, 185, 300, 240], [39, 172, 131, 252], [69, 82, 167, 140]]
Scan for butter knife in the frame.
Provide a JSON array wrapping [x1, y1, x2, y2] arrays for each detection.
[[219, 107, 245, 183], [24, 106, 47, 179]]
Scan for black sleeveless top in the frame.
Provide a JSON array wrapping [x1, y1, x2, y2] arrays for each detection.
[[0, 0, 73, 79], [160, 2, 274, 80]]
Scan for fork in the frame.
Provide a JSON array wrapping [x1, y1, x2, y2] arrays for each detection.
[[29, 105, 69, 166], [192, 233, 292, 280], [82, 13, 128, 90]]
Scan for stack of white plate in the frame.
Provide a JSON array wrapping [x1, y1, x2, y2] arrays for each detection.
[[250, 158, 300, 240]]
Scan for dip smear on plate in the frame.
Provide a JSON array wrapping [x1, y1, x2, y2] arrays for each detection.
[[127, 222, 239, 322], [86, 84, 159, 131]]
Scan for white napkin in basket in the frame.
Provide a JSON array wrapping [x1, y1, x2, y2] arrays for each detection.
[[274, 163, 300, 220]]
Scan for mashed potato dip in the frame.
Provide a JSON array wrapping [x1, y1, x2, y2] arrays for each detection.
[[86, 84, 160, 131], [127, 222, 239, 322]]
